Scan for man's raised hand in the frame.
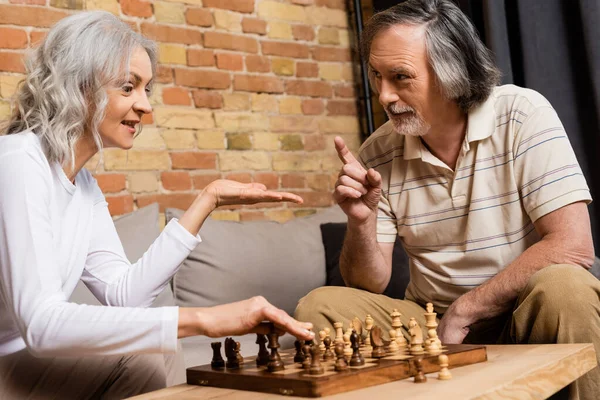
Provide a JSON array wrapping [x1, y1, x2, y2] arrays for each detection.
[[333, 136, 382, 222]]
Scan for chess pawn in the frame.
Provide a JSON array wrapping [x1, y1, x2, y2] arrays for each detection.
[[318, 330, 327, 352], [342, 332, 353, 360], [438, 354, 452, 380], [323, 336, 335, 361], [388, 330, 400, 354], [210, 342, 225, 369], [266, 332, 284, 372], [309, 345, 324, 375], [333, 322, 344, 345], [408, 318, 425, 355], [302, 344, 312, 370], [334, 342, 348, 372], [413, 357, 427, 383], [349, 330, 365, 366], [256, 334, 269, 367], [294, 339, 305, 363]]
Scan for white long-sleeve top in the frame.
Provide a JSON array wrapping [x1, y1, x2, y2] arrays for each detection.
[[0, 132, 201, 357]]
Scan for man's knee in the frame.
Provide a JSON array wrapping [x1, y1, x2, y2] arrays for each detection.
[[294, 286, 353, 320]]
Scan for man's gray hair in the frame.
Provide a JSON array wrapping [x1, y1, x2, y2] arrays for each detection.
[[361, 0, 501, 112], [2, 11, 157, 168]]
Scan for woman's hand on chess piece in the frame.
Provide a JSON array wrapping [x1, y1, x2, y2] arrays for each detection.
[[177, 296, 315, 341]]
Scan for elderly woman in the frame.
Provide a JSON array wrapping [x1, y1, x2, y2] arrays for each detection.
[[0, 11, 314, 399]]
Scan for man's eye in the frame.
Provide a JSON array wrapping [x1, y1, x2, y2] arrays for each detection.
[[396, 74, 408, 80]]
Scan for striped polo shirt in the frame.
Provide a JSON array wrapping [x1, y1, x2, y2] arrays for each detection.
[[359, 84, 592, 313]]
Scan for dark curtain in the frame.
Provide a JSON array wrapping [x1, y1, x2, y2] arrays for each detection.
[[459, 0, 600, 253]]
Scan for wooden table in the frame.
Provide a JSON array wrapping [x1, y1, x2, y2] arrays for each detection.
[[129, 343, 597, 400]]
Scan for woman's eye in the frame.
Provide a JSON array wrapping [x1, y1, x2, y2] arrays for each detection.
[[145, 87, 152, 95], [122, 84, 133, 94]]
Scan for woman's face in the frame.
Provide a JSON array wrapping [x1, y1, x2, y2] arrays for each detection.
[[98, 46, 153, 149]]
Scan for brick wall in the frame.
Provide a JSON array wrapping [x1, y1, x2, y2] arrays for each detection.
[[0, 0, 363, 223]]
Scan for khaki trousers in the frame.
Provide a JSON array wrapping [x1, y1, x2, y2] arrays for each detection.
[[0, 350, 174, 399], [295, 264, 600, 400]]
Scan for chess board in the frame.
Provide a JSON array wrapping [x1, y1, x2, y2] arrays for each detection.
[[186, 344, 487, 397]]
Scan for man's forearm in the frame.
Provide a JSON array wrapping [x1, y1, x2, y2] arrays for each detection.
[[340, 216, 390, 293]]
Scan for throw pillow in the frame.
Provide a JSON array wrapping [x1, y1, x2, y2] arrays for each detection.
[[320, 222, 411, 299]]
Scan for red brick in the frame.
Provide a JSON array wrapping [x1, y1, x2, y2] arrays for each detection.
[[175, 68, 231, 89], [161, 171, 192, 191], [285, 80, 332, 98], [163, 87, 191, 106], [107, 194, 134, 216], [170, 152, 217, 169], [30, 30, 47, 45], [121, 0, 152, 18], [254, 172, 278, 190], [9, 0, 45, 4], [187, 49, 215, 67], [225, 172, 252, 183], [186, 8, 213, 27], [334, 83, 356, 98], [141, 113, 154, 125], [302, 99, 325, 115], [0, 4, 68, 27], [141, 23, 202, 45], [261, 41, 309, 59], [192, 90, 223, 109], [234, 75, 284, 93], [204, 32, 258, 54], [203, 0, 254, 13], [0, 27, 27, 49], [327, 100, 357, 115], [136, 193, 197, 212], [296, 61, 318, 78], [95, 174, 126, 193], [289, 191, 332, 207], [216, 53, 243, 71], [312, 46, 351, 62], [239, 211, 267, 221], [245, 55, 270, 73], [0, 51, 25, 73], [315, 0, 346, 9], [192, 173, 222, 189], [292, 25, 315, 41], [281, 174, 306, 189], [156, 65, 173, 83], [242, 18, 267, 35], [304, 134, 326, 151]]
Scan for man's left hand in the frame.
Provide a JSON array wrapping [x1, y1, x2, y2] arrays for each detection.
[[437, 298, 472, 344]]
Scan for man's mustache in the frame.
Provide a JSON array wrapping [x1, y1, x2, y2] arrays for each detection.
[[386, 104, 415, 115]]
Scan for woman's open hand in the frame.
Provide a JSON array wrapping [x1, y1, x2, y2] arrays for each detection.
[[204, 180, 303, 208]]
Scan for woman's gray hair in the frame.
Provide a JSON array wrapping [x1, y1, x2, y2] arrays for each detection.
[[2, 11, 157, 168], [361, 0, 501, 112]]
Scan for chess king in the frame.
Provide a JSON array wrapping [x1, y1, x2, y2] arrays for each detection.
[[294, 0, 600, 399]]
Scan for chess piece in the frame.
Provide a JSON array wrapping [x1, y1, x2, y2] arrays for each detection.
[[225, 337, 240, 369], [256, 334, 269, 366], [302, 343, 312, 370], [309, 345, 324, 375], [235, 341, 244, 364], [424, 302, 442, 354], [370, 326, 386, 358], [438, 354, 452, 380], [266, 332, 285, 372], [318, 330, 327, 352], [364, 314, 374, 351], [408, 318, 425, 355], [342, 331, 353, 360], [413, 357, 427, 383], [390, 309, 407, 348], [333, 322, 344, 345], [294, 339, 305, 363], [334, 342, 348, 371], [210, 341, 225, 369], [323, 336, 335, 361], [349, 330, 365, 366], [352, 317, 363, 345], [388, 330, 400, 354]]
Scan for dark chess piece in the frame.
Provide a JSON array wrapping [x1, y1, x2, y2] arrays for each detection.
[[309, 344, 324, 375], [370, 326, 386, 358], [210, 341, 225, 369], [235, 341, 243, 364], [334, 342, 348, 372], [349, 329, 365, 366], [266, 332, 285, 372], [224, 337, 240, 369], [414, 357, 427, 383], [322, 336, 335, 361], [302, 343, 312, 370], [255, 334, 269, 367], [294, 339, 305, 363]]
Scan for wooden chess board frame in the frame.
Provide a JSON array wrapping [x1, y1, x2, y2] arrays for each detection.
[[186, 344, 487, 397]]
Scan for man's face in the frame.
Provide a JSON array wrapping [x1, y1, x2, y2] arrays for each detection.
[[369, 24, 443, 137]]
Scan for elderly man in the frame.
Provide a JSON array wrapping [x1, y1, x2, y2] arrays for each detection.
[[294, 0, 600, 398]]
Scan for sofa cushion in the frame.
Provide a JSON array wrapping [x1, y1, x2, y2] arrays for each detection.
[[320, 222, 411, 299], [166, 206, 347, 316]]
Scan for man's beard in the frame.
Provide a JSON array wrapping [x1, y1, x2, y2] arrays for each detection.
[[385, 104, 430, 137]]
